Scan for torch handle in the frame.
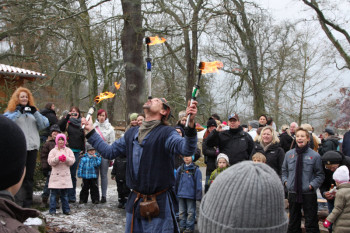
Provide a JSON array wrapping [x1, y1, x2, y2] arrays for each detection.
[[185, 99, 194, 128], [82, 105, 96, 129], [147, 70, 152, 99], [185, 85, 199, 127]]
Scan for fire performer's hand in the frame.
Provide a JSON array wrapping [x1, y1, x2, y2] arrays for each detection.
[[186, 100, 198, 128], [81, 116, 94, 133]]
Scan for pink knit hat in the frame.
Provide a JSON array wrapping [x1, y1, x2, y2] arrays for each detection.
[[55, 133, 67, 148], [333, 165, 350, 184]]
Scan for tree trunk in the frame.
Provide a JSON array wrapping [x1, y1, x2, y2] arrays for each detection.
[[121, 0, 144, 117]]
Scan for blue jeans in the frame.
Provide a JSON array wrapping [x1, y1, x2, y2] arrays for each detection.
[[50, 189, 70, 214], [68, 151, 81, 201], [97, 158, 109, 198], [179, 198, 196, 231], [42, 172, 51, 198]]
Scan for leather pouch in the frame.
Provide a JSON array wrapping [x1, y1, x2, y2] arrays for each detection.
[[139, 195, 160, 219]]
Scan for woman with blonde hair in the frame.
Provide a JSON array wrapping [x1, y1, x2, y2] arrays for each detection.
[[253, 126, 285, 176], [4, 86, 49, 207]]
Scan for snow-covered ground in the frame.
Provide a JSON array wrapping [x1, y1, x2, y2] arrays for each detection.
[[26, 167, 206, 232]]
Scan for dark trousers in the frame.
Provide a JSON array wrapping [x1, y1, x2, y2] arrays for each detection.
[[68, 151, 80, 201], [80, 178, 99, 202], [288, 192, 320, 233], [116, 180, 130, 203], [15, 150, 37, 208], [42, 172, 51, 199]]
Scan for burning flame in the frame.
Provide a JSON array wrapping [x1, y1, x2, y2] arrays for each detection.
[[148, 36, 166, 45], [201, 61, 223, 74], [114, 82, 121, 90], [94, 92, 115, 104]]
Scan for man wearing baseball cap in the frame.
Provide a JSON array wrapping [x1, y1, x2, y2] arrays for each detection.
[[319, 127, 339, 156], [206, 113, 254, 166]]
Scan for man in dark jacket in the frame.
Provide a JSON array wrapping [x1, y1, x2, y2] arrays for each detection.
[[206, 113, 254, 166], [319, 128, 339, 156], [279, 125, 294, 153], [202, 118, 218, 193], [82, 98, 198, 233], [0, 115, 40, 233]]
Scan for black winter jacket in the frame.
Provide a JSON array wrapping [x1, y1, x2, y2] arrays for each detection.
[[112, 155, 127, 181], [206, 126, 254, 166], [318, 135, 339, 156], [40, 108, 58, 137], [320, 155, 350, 199], [279, 132, 294, 153], [202, 137, 217, 176], [254, 142, 285, 176], [58, 116, 85, 151]]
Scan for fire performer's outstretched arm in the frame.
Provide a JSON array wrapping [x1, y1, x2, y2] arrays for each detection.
[[82, 117, 126, 160]]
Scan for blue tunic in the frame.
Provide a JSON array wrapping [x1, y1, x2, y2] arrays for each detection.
[[87, 125, 197, 233]]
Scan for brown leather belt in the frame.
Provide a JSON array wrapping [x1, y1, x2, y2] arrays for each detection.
[[130, 188, 169, 233]]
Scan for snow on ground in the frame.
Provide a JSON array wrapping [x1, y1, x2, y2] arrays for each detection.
[[28, 167, 207, 232], [40, 185, 126, 233]]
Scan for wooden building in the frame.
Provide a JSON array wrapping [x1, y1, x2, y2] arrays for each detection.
[[0, 64, 46, 106]]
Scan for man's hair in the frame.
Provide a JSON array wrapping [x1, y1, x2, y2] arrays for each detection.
[[252, 153, 266, 163], [290, 122, 298, 127], [295, 127, 310, 139]]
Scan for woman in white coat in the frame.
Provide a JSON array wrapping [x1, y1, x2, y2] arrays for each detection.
[[93, 109, 115, 203]]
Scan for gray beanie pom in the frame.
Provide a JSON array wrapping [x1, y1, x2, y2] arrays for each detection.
[[198, 161, 288, 233]]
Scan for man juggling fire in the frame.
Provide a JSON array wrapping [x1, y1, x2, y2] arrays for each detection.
[[81, 98, 198, 233]]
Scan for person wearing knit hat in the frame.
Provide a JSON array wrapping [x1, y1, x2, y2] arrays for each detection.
[[323, 165, 350, 232], [207, 153, 230, 188], [0, 115, 40, 232], [320, 151, 350, 233], [199, 161, 288, 233], [175, 153, 202, 233], [48, 133, 76, 215], [125, 113, 139, 131]]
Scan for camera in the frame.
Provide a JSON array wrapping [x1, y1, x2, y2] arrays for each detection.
[[71, 113, 78, 116], [24, 107, 31, 112]]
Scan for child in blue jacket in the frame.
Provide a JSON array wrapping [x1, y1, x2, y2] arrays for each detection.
[[175, 155, 202, 233], [78, 144, 101, 204]]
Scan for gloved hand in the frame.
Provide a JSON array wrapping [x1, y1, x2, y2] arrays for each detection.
[[59, 154, 66, 162], [16, 105, 25, 113], [28, 106, 37, 114], [323, 219, 331, 228]]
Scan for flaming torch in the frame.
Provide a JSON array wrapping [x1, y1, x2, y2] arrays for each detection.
[[185, 61, 223, 127], [82, 82, 121, 129], [145, 36, 166, 99]]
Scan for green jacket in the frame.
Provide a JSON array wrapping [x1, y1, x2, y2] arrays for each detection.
[[208, 167, 228, 186], [327, 182, 350, 233]]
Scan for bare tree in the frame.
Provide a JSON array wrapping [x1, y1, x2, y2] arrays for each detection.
[[302, 0, 350, 70]]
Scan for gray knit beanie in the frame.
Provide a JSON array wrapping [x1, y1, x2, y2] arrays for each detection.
[[198, 161, 288, 233]]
